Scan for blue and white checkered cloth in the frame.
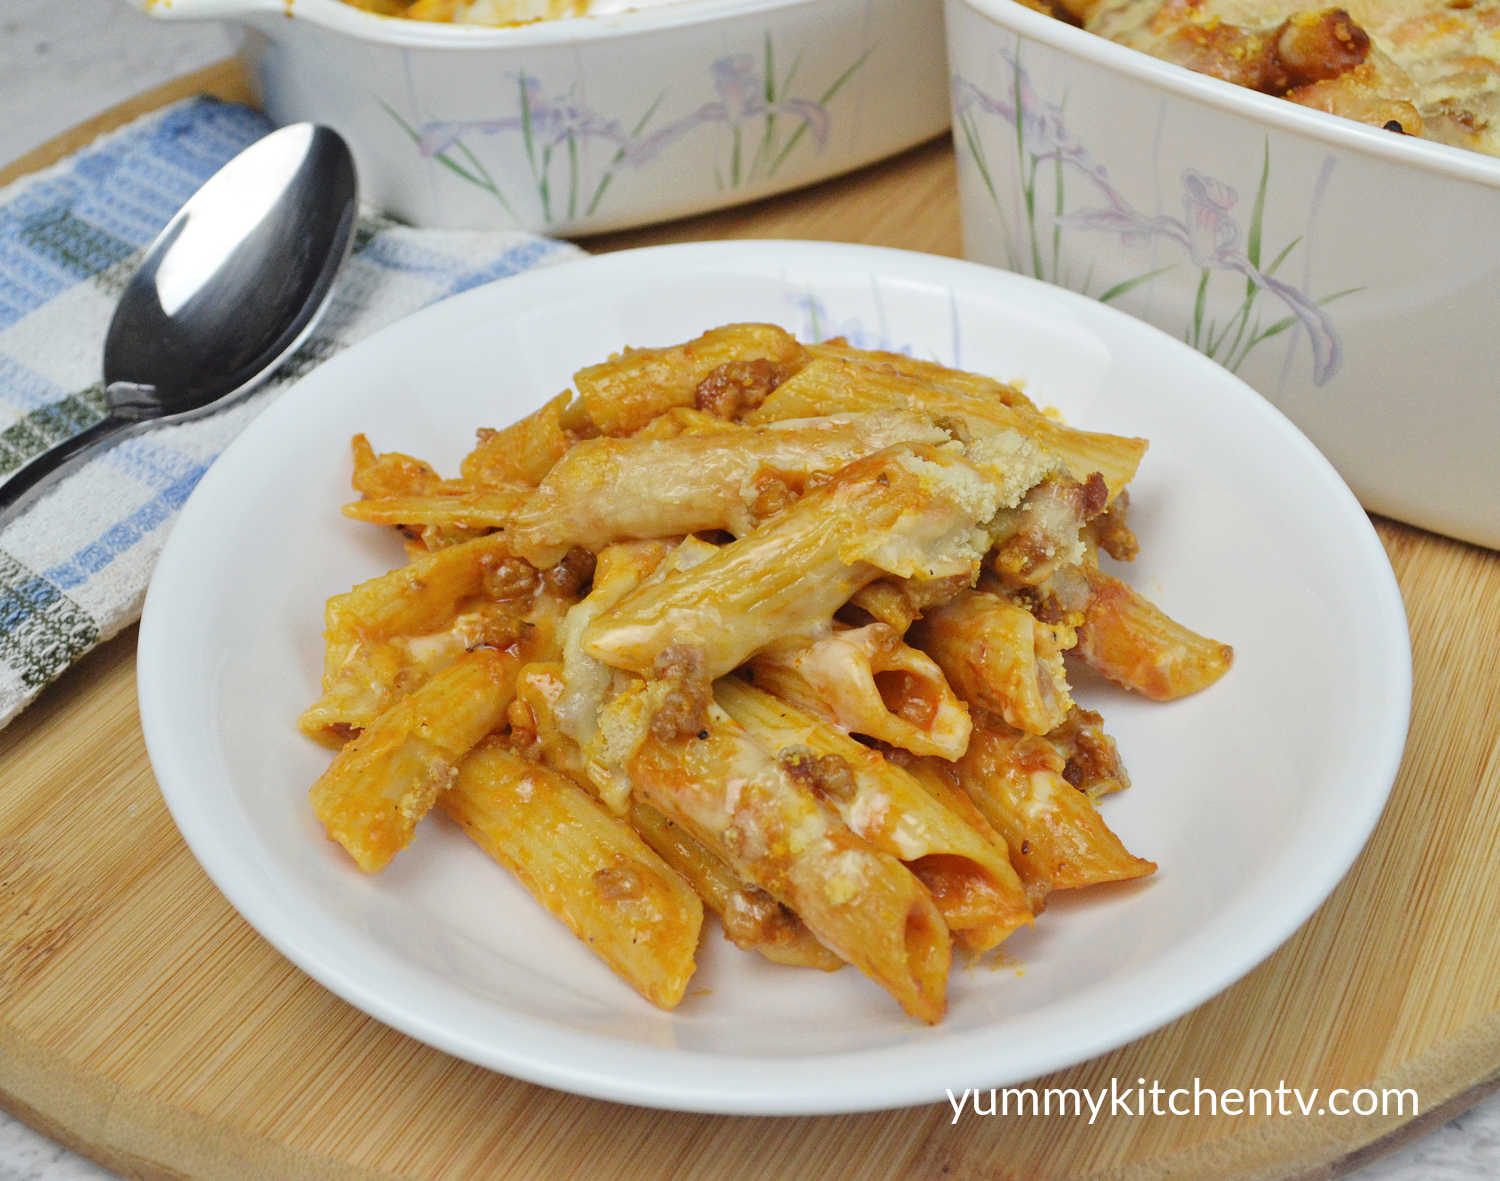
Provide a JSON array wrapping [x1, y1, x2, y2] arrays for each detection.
[[0, 97, 581, 728]]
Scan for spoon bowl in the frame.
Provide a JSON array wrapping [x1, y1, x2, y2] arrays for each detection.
[[0, 123, 358, 521]]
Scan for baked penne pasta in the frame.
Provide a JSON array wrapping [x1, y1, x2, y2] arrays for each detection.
[[460, 390, 584, 488], [1085, 489, 1139, 563], [309, 648, 521, 872], [716, 678, 1031, 953], [441, 739, 703, 1009], [627, 801, 845, 972], [626, 703, 952, 1023], [299, 533, 550, 744], [507, 411, 950, 566], [809, 340, 1044, 414], [350, 433, 447, 498], [910, 589, 1074, 735], [510, 661, 594, 776], [553, 539, 686, 810], [510, 659, 844, 971], [1075, 568, 1234, 700], [748, 624, 973, 760], [301, 324, 1230, 1020], [886, 748, 1013, 853], [948, 712, 1156, 905], [843, 574, 974, 632], [348, 435, 495, 552], [573, 322, 808, 435], [341, 487, 531, 531], [583, 441, 1052, 682], [626, 406, 743, 440], [745, 355, 1147, 501], [988, 473, 1109, 589]]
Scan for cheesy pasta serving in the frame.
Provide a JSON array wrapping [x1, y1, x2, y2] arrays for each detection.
[[1028, 1, 1500, 158], [300, 324, 1232, 1022]]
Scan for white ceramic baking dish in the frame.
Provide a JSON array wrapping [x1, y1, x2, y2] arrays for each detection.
[[946, 0, 1500, 550], [133, 0, 949, 238]]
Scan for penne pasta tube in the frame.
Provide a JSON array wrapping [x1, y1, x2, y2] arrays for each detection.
[[843, 574, 973, 632], [748, 624, 973, 760], [299, 533, 547, 744], [350, 433, 447, 498], [716, 679, 1031, 953], [460, 390, 582, 488], [584, 442, 1049, 682], [400, 528, 487, 558], [524, 532, 724, 801], [512, 661, 843, 971], [349, 436, 496, 553], [341, 487, 531, 530], [887, 756, 1042, 953], [808, 341, 1043, 414], [507, 411, 950, 566], [309, 648, 520, 872], [627, 406, 744, 440], [885, 748, 1012, 851], [1075, 568, 1233, 700], [626, 704, 952, 1023], [441, 739, 703, 1009], [551, 540, 685, 810], [988, 473, 1107, 589], [1014, 562, 1094, 632], [1085, 488, 1139, 562], [314, 531, 513, 640], [573, 323, 808, 435], [948, 712, 1156, 905], [745, 355, 1146, 501], [909, 589, 1074, 735], [628, 801, 844, 972], [511, 661, 590, 775]]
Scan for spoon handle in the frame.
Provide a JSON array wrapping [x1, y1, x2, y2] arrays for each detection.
[[0, 416, 135, 531]]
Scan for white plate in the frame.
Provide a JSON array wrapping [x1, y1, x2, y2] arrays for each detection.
[[138, 241, 1410, 1115]]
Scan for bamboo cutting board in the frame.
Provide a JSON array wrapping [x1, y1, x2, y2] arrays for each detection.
[[2, 60, 1499, 1181]]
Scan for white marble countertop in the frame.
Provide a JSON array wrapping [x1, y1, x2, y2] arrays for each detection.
[[0, 3, 1496, 1178]]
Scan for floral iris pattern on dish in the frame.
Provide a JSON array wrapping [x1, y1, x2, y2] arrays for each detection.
[[953, 49, 1354, 385], [385, 35, 871, 227], [791, 293, 913, 355]]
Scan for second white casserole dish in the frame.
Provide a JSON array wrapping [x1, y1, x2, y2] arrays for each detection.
[[946, 0, 1500, 551], [135, 0, 950, 237]]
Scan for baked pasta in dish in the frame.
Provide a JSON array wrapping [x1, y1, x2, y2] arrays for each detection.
[[338, 0, 650, 22], [1036, 1, 1500, 157], [340, 0, 584, 22], [299, 323, 1233, 1022]]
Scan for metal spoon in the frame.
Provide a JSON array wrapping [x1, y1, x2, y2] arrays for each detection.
[[0, 123, 358, 526]]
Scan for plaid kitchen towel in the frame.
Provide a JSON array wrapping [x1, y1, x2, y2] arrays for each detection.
[[0, 96, 582, 729]]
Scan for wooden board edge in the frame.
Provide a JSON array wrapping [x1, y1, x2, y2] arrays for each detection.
[[1308, 1071, 1500, 1181], [1110, 1009, 1500, 1181], [4, 1010, 1499, 1180], [0, 1027, 378, 1181]]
